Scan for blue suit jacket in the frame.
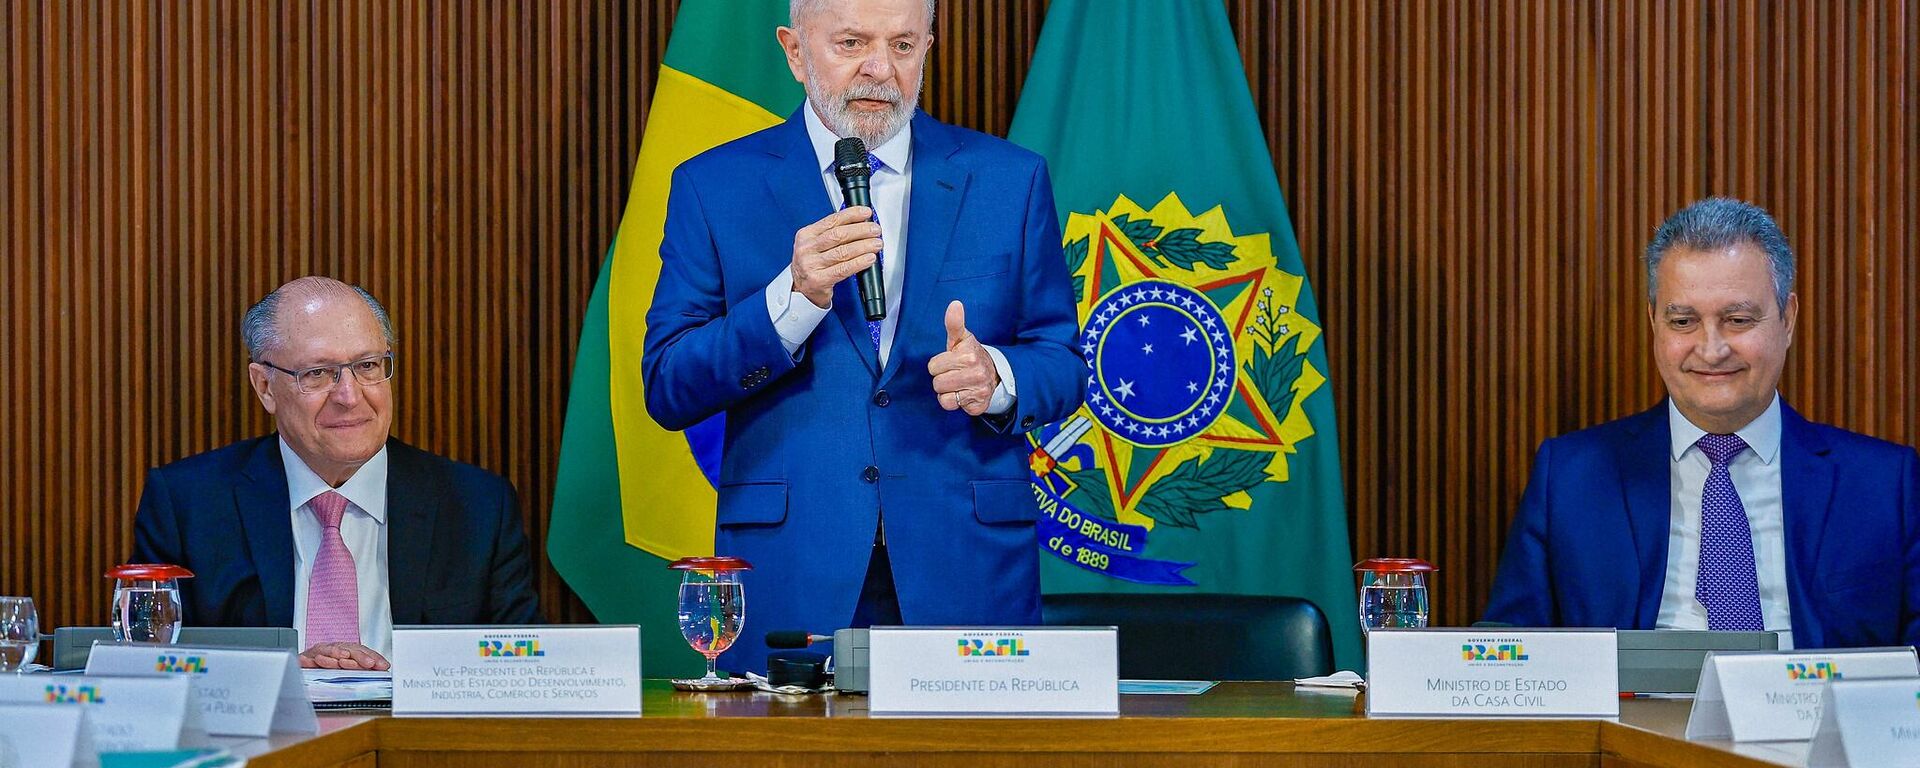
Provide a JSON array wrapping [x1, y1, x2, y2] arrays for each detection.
[[131, 435, 541, 632], [1485, 401, 1920, 648], [642, 109, 1084, 673]]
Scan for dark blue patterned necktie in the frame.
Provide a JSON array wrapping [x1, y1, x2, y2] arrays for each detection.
[[1694, 433, 1764, 631]]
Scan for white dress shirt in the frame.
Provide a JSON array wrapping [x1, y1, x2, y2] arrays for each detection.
[[763, 105, 1016, 414], [281, 439, 394, 657], [1657, 395, 1794, 647]]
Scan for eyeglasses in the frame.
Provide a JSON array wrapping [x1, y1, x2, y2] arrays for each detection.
[[257, 352, 396, 394]]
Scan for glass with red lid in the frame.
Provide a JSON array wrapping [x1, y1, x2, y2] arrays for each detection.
[[670, 557, 751, 686], [106, 564, 193, 643], [1353, 558, 1434, 634]]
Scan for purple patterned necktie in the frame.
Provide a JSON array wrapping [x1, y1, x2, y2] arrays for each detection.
[[304, 491, 361, 646], [1694, 433, 1764, 631]]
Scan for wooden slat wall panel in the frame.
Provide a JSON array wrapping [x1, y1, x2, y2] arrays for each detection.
[[4, 1, 1915, 638], [0, 0, 674, 630], [1239, 0, 1920, 623]]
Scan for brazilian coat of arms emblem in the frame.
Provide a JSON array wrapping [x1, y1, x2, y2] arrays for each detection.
[[1029, 193, 1328, 584]]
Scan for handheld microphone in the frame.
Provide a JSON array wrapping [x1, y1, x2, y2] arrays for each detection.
[[833, 137, 886, 322], [765, 630, 832, 649]]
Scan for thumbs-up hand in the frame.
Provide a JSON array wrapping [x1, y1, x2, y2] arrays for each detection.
[[944, 300, 971, 350], [929, 300, 1000, 416]]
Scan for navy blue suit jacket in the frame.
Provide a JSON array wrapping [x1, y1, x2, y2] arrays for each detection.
[[131, 435, 541, 632], [1485, 402, 1920, 648], [642, 109, 1084, 673]]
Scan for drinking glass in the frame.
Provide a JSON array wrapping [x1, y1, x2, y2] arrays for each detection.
[[670, 556, 751, 685], [106, 564, 194, 643], [0, 597, 37, 672], [1354, 558, 1435, 634]]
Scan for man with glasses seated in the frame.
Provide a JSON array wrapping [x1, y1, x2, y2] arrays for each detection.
[[131, 276, 540, 670]]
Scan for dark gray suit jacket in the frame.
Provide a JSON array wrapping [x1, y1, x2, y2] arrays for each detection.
[[132, 435, 541, 630]]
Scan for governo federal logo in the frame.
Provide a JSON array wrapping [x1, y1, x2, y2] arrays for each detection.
[[478, 635, 546, 658], [43, 684, 105, 704], [155, 654, 210, 673]]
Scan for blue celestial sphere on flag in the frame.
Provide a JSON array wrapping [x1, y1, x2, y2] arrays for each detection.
[[1082, 279, 1236, 448]]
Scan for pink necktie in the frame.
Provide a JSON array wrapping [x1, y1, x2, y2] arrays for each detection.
[[304, 491, 361, 646]]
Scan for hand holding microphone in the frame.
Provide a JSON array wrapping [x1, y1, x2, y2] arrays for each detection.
[[789, 206, 880, 310], [929, 300, 1001, 416], [786, 137, 892, 316]]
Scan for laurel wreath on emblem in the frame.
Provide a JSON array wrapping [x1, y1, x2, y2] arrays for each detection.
[[1054, 213, 1312, 530]]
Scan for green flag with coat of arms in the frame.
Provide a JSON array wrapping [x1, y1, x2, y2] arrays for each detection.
[[1009, 0, 1360, 668]]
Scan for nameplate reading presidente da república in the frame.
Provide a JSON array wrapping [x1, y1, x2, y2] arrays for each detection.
[[868, 626, 1119, 716], [390, 625, 642, 717], [1366, 628, 1620, 718], [0, 673, 202, 752], [1686, 646, 1917, 743], [86, 643, 315, 737]]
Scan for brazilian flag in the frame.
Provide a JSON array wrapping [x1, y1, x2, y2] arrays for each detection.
[[549, 0, 801, 678], [1010, 0, 1361, 668]]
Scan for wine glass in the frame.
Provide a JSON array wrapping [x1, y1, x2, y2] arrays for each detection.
[[0, 597, 38, 672], [106, 564, 194, 643], [670, 557, 751, 686], [1353, 558, 1435, 634]]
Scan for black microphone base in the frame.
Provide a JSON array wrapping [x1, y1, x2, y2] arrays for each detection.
[[856, 267, 885, 322]]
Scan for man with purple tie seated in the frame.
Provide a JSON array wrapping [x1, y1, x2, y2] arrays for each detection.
[[132, 277, 540, 670], [1486, 198, 1919, 648]]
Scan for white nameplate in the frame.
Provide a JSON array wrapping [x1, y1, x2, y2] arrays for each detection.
[[0, 704, 97, 768], [86, 643, 318, 737], [1685, 646, 1917, 742], [1807, 678, 1920, 767], [390, 625, 642, 717], [0, 674, 201, 752], [868, 627, 1118, 716], [1365, 628, 1619, 718]]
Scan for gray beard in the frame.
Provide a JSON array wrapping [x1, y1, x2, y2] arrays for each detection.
[[802, 58, 921, 148]]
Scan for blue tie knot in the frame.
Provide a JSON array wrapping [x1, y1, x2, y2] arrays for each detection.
[[1695, 433, 1748, 466], [867, 152, 886, 173]]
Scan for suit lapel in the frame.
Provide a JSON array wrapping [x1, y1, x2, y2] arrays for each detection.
[[765, 108, 880, 376], [385, 439, 440, 625], [234, 437, 296, 628], [1778, 402, 1835, 645], [1615, 404, 1674, 627], [879, 112, 969, 388]]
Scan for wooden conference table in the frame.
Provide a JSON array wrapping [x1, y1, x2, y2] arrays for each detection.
[[231, 681, 1808, 768]]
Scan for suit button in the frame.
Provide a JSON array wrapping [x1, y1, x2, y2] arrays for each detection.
[[1021, 416, 1035, 428], [862, 465, 879, 483], [873, 390, 890, 407]]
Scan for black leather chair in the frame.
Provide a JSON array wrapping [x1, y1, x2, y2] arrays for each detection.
[[1041, 593, 1334, 680]]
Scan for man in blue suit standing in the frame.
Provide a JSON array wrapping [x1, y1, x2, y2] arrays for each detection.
[[1486, 198, 1919, 648], [642, 0, 1083, 674]]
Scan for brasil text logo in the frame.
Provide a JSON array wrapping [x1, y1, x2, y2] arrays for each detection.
[[1462, 640, 1530, 664], [1029, 193, 1329, 585], [155, 654, 210, 673], [956, 635, 1030, 658], [1785, 661, 1841, 681], [44, 685, 105, 704], [478, 639, 545, 658]]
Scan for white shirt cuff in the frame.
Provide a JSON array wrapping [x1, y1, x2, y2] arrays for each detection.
[[982, 345, 1017, 415], [765, 265, 831, 356]]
